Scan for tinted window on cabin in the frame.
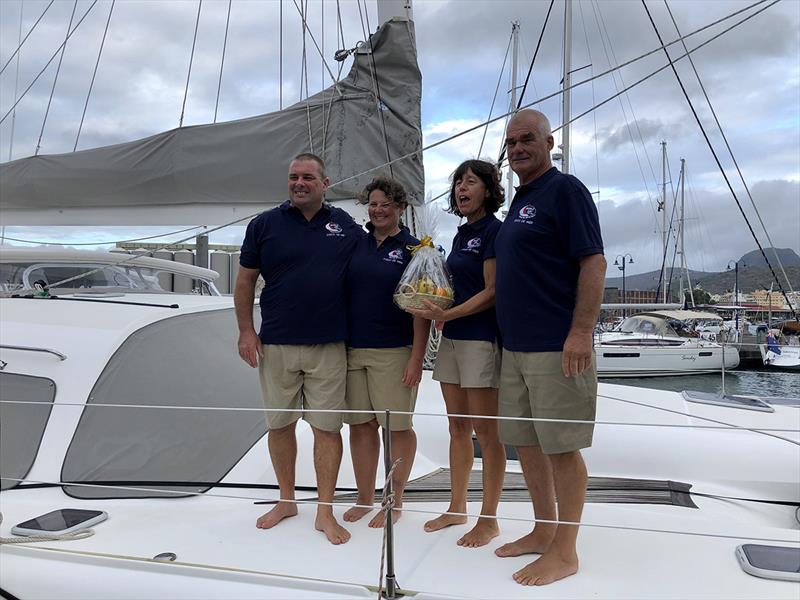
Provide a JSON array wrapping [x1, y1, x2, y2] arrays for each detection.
[[62, 308, 266, 498], [0, 373, 56, 490]]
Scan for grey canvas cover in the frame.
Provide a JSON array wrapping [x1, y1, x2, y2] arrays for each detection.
[[0, 373, 56, 490], [62, 308, 267, 498], [0, 18, 424, 224]]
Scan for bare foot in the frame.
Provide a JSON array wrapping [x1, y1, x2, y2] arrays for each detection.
[[368, 506, 401, 529], [343, 504, 373, 522], [423, 511, 468, 533], [494, 526, 556, 557], [512, 549, 579, 586], [457, 517, 499, 548], [256, 501, 298, 529], [315, 512, 351, 545]]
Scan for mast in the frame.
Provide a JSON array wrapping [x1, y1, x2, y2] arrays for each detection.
[[661, 140, 667, 303], [561, 0, 572, 174], [679, 158, 695, 307], [377, 0, 413, 22], [506, 21, 520, 205]]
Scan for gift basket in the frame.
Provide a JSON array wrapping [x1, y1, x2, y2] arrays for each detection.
[[393, 235, 454, 310]]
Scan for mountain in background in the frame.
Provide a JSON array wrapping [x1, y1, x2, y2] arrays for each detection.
[[738, 247, 800, 268], [605, 248, 800, 294]]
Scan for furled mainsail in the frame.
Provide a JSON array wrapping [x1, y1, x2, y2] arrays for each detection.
[[0, 18, 424, 225]]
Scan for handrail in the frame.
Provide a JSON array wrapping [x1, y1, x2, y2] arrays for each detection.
[[0, 344, 67, 360]]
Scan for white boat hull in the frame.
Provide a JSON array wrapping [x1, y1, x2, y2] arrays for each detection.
[[761, 345, 800, 370], [596, 345, 740, 378]]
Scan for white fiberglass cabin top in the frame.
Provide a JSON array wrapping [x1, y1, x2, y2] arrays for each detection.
[[0, 248, 221, 296]]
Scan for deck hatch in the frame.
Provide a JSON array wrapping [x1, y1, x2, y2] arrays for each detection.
[[334, 468, 697, 508]]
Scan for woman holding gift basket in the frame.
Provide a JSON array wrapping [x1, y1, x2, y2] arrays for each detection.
[[405, 159, 507, 548], [343, 175, 430, 528]]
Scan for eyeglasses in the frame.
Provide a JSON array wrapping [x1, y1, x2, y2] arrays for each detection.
[[504, 134, 537, 149]]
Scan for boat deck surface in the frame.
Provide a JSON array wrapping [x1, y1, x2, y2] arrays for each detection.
[[2, 477, 798, 599]]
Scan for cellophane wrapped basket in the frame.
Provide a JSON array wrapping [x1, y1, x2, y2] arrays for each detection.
[[393, 237, 455, 310]]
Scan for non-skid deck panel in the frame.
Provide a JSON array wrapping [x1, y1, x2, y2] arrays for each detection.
[[334, 468, 697, 508]]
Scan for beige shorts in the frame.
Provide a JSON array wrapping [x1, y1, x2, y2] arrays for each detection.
[[345, 346, 417, 430], [432, 337, 501, 389], [259, 343, 346, 432], [498, 351, 596, 454]]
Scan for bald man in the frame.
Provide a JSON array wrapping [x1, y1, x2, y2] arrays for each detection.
[[493, 109, 606, 586]]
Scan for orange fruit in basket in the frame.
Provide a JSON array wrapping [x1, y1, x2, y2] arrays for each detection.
[[436, 287, 447, 297]]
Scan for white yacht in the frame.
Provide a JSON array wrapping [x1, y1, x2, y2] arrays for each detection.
[[596, 311, 740, 378], [761, 322, 800, 371]]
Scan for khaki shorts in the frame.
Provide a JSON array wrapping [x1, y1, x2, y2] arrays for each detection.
[[433, 337, 501, 388], [259, 343, 346, 432], [345, 346, 417, 430], [498, 351, 596, 454]]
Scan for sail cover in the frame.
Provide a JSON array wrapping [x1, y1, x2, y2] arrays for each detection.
[[0, 18, 424, 225]]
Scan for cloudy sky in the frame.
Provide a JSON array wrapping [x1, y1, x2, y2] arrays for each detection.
[[0, 0, 798, 278]]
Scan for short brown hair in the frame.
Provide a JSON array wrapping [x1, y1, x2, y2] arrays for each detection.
[[291, 152, 326, 178], [358, 175, 408, 207], [448, 159, 504, 217]]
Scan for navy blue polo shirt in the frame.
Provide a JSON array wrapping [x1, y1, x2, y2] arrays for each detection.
[[495, 167, 604, 352], [240, 201, 360, 344], [346, 225, 419, 348], [442, 214, 502, 342]]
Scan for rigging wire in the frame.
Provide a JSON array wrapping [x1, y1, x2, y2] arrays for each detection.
[[356, 0, 395, 178], [290, 0, 342, 92], [300, 0, 314, 153], [336, 0, 780, 192], [478, 32, 512, 158], [179, 0, 203, 129], [279, 0, 283, 110], [578, 0, 601, 199], [6, 0, 24, 162], [1, 225, 208, 247], [0, 0, 55, 77], [213, 0, 233, 124], [36, 0, 78, 156], [74, 0, 114, 152], [641, 0, 796, 320], [496, 0, 555, 167], [663, 0, 796, 297], [321, 2, 348, 156], [590, 0, 658, 223], [0, 0, 100, 127], [594, 0, 661, 190]]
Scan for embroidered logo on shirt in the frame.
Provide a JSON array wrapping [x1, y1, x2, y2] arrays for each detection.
[[514, 204, 537, 224], [325, 221, 345, 237], [383, 248, 405, 264], [463, 237, 482, 254]]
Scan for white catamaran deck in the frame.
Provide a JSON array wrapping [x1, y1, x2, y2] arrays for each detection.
[[1, 295, 798, 598]]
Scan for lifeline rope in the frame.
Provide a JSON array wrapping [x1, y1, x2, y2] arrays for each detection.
[[376, 458, 401, 600], [0, 512, 94, 545], [2, 476, 796, 546]]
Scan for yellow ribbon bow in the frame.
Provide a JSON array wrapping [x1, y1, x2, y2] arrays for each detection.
[[408, 235, 434, 254]]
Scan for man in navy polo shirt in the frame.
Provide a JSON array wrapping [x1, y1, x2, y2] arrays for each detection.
[[494, 110, 606, 585], [234, 153, 360, 545]]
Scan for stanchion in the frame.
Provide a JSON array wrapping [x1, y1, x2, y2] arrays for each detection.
[[382, 410, 400, 599], [721, 343, 726, 396]]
